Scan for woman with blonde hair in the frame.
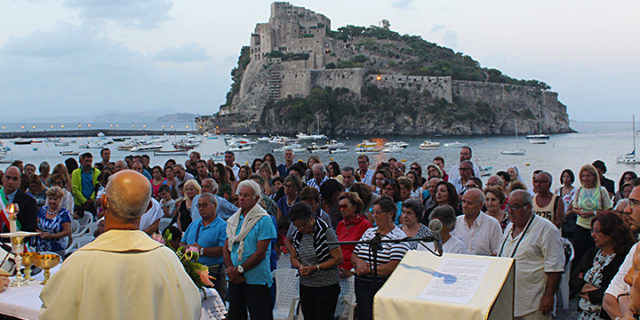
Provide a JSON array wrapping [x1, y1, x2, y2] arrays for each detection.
[[170, 179, 201, 232], [37, 187, 72, 257], [567, 164, 613, 269], [52, 163, 72, 192]]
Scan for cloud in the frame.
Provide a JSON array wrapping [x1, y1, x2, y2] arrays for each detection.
[[392, 0, 413, 9], [64, 0, 173, 28], [154, 43, 210, 62], [429, 25, 458, 49], [0, 23, 230, 120]]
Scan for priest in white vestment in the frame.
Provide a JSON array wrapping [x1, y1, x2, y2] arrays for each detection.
[[39, 170, 201, 320]]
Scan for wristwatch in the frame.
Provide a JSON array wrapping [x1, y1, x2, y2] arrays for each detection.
[[199, 247, 204, 256], [237, 265, 245, 274]]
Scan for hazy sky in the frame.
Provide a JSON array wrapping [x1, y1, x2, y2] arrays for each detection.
[[1, 0, 638, 122]]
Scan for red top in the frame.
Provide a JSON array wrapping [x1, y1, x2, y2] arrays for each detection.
[[336, 215, 372, 270]]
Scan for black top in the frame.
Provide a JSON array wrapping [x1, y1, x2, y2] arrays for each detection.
[[601, 177, 615, 194], [169, 200, 192, 232], [1, 190, 38, 233]]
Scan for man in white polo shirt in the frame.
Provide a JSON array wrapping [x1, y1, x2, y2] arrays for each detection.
[[451, 188, 502, 256], [499, 190, 565, 320]]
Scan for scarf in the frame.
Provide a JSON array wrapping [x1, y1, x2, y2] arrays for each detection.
[[0, 188, 21, 232], [291, 218, 331, 263], [226, 203, 268, 261]]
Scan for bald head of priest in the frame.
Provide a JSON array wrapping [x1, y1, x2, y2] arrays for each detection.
[[39, 170, 202, 320]]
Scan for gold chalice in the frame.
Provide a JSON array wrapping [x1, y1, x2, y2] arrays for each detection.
[[20, 252, 39, 282], [34, 254, 61, 285]]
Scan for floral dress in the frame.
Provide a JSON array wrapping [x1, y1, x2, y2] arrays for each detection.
[[578, 250, 616, 320], [37, 206, 72, 253], [399, 223, 433, 250]]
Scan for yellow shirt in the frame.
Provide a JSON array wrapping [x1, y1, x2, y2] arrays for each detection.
[[40, 230, 201, 320]]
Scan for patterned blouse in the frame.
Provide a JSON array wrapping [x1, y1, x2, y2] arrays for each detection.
[[37, 206, 72, 252], [398, 223, 433, 250], [578, 250, 616, 320]]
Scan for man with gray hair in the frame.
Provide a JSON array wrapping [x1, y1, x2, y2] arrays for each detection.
[[190, 178, 238, 221], [452, 188, 502, 256], [499, 190, 564, 319], [341, 166, 357, 191], [224, 180, 277, 320], [40, 170, 201, 319], [113, 160, 127, 173], [174, 163, 194, 186], [451, 160, 475, 194], [307, 163, 328, 191], [182, 192, 228, 300]]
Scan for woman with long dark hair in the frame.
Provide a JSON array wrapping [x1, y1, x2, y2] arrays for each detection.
[[572, 213, 635, 319], [422, 181, 461, 224]]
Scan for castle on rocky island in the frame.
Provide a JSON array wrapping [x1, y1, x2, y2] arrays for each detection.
[[197, 2, 571, 136]]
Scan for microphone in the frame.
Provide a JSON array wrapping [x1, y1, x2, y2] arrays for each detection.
[[428, 219, 443, 255]]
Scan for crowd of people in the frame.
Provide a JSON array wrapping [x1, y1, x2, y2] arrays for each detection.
[[1, 145, 640, 320]]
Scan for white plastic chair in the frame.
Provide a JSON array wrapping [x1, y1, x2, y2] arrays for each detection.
[[335, 276, 356, 320], [76, 213, 93, 226], [273, 268, 300, 320], [70, 220, 80, 235], [75, 235, 95, 248], [554, 238, 574, 316]]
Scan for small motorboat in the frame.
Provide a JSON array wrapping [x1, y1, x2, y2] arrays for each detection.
[[60, 151, 79, 156], [154, 149, 189, 156], [443, 141, 468, 148], [418, 140, 441, 149]]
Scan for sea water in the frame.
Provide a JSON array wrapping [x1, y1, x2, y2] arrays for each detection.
[[1, 121, 637, 190]]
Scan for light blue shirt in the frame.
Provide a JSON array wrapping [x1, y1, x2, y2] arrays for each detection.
[[191, 194, 238, 221], [181, 216, 227, 266], [230, 215, 276, 286]]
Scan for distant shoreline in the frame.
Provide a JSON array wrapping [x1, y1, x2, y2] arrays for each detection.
[[0, 129, 193, 139]]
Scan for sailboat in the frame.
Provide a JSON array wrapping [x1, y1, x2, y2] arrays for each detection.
[[617, 114, 640, 164], [502, 120, 526, 155], [297, 114, 327, 140], [526, 105, 550, 140]]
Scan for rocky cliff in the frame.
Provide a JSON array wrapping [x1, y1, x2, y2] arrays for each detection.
[[209, 2, 572, 136]]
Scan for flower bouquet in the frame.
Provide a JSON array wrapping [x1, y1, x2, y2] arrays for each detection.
[[153, 229, 214, 292]]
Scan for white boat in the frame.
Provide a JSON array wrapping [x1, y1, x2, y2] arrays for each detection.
[[154, 149, 189, 156], [272, 143, 306, 153], [60, 151, 79, 156], [296, 133, 327, 140], [480, 166, 494, 176], [212, 152, 224, 161], [257, 136, 271, 142], [418, 140, 441, 149], [384, 141, 409, 148], [203, 132, 218, 140], [326, 140, 346, 149], [227, 137, 256, 147], [502, 119, 526, 156], [228, 145, 252, 152], [54, 142, 70, 147], [529, 139, 547, 144], [443, 141, 468, 148], [307, 143, 329, 153], [329, 148, 349, 154], [382, 145, 404, 153], [618, 114, 640, 164], [526, 105, 551, 140], [46, 137, 62, 143], [356, 140, 379, 149], [130, 144, 163, 152]]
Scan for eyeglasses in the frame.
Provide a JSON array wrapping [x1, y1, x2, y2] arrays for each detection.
[[506, 202, 530, 211], [460, 167, 472, 171], [630, 199, 640, 209], [383, 179, 395, 185], [338, 204, 351, 210], [410, 167, 419, 170]]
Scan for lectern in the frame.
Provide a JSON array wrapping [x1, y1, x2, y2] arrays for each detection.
[[374, 251, 514, 320]]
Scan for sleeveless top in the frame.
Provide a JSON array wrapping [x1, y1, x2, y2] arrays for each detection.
[[533, 194, 557, 224]]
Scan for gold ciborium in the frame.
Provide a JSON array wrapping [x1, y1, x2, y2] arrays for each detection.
[[34, 254, 60, 285], [20, 252, 39, 282]]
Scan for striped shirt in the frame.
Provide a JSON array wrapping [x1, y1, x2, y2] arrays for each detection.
[[354, 226, 409, 265]]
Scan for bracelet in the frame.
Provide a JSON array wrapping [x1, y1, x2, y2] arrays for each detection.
[[199, 247, 204, 256], [316, 265, 320, 271], [593, 210, 597, 217]]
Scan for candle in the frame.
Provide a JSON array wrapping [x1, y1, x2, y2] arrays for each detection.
[[7, 203, 17, 233]]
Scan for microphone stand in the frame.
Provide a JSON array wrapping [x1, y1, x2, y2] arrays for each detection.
[[329, 234, 442, 293]]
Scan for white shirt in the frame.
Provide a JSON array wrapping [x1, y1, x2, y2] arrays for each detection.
[[358, 168, 375, 186], [499, 215, 565, 317], [448, 162, 481, 182], [605, 243, 638, 298], [418, 234, 467, 254], [139, 198, 163, 232], [451, 211, 503, 256]]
